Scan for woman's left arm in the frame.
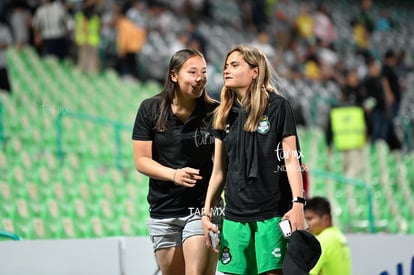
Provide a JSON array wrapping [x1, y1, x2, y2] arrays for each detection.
[[281, 135, 305, 231]]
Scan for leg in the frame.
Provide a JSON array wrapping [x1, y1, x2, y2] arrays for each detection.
[[148, 217, 186, 275], [78, 44, 88, 72], [218, 219, 256, 275], [182, 215, 219, 275], [155, 246, 185, 275], [89, 45, 100, 73], [256, 218, 288, 275], [128, 52, 139, 79], [183, 235, 218, 275]]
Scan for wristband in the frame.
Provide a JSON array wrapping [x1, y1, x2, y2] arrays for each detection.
[[172, 169, 178, 185], [292, 196, 307, 205]]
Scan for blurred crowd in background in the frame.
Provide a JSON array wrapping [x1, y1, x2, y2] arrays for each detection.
[[0, 0, 413, 152]]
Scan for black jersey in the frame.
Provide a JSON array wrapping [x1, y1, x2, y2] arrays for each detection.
[[216, 93, 300, 222], [132, 95, 218, 218]]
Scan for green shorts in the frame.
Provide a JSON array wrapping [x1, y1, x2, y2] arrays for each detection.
[[218, 217, 288, 275]]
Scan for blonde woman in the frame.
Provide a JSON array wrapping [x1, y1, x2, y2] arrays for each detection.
[[202, 44, 306, 275]]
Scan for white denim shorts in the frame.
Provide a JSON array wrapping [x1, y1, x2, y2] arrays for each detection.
[[148, 214, 204, 251]]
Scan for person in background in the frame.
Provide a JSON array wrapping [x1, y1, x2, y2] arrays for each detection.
[[32, 0, 71, 61], [295, 3, 314, 44], [304, 196, 352, 275], [395, 49, 412, 93], [132, 49, 219, 275], [0, 19, 13, 94], [202, 44, 306, 275], [9, 1, 32, 51], [326, 69, 369, 178], [126, 0, 148, 29], [313, 3, 337, 45], [74, 0, 101, 74], [185, 18, 208, 61], [361, 58, 389, 143], [381, 49, 402, 150], [358, 0, 375, 34], [249, 31, 276, 66], [341, 69, 365, 107], [112, 3, 146, 81]]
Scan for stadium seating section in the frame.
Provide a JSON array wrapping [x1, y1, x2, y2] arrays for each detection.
[[1, 0, 414, 239], [1, 47, 413, 240], [1, 47, 153, 239]]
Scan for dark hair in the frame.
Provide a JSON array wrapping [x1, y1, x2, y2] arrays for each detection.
[[304, 196, 332, 218], [384, 49, 396, 59], [155, 48, 214, 130]]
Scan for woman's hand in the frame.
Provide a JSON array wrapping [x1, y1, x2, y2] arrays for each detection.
[[282, 203, 305, 232], [202, 215, 220, 253], [173, 167, 202, 187]]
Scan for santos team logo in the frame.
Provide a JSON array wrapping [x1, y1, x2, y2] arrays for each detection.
[[221, 247, 232, 265], [257, 115, 270, 134]]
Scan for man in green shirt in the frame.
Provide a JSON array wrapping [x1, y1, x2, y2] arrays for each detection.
[[304, 196, 352, 275]]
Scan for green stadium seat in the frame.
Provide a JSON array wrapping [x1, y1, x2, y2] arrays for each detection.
[[88, 216, 106, 238], [31, 217, 55, 239], [6, 136, 23, 157], [119, 198, 141, 220], [408, 219, 414, 234], [13, 198, 34, 223], [0, 151, 7, 173], [1, 218, 16, 236], [66, 199, 94, 228], [74, 182, 93, 202], [24, 182, 46, 213], [97, 198, 116, 220], [117, 216, 141, 236], [48, 183, 70, 202], [33, 164, 54, 185], [63, 152, 82, 171], [350, 219, 369, 233], [0, 181, 14, 201], [60, 217, 84, 238], [374, 219, 389, 233]]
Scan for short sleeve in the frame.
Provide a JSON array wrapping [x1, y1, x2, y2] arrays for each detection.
[[211, 128, 225, 140], [279, 98, 298, 139], [131, 98, 157, 141]]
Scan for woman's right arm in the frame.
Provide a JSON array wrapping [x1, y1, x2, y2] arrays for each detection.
[[133, 140, 201, 186], [203, 138, 227, 250], [133, 140, 175, 181]]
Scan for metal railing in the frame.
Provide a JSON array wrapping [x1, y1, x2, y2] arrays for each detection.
[[55, 110, 131, 169], [0, 95, 4, 145], [310, 169, 375, 233], [401, 115, 412, 152], [0, 230, 22, 241]]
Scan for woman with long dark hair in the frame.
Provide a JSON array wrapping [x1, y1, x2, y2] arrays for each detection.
[[132, 48, 218, 275]]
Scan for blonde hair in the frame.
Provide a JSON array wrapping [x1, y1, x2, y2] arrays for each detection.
[[214, 44, 279, 132]]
